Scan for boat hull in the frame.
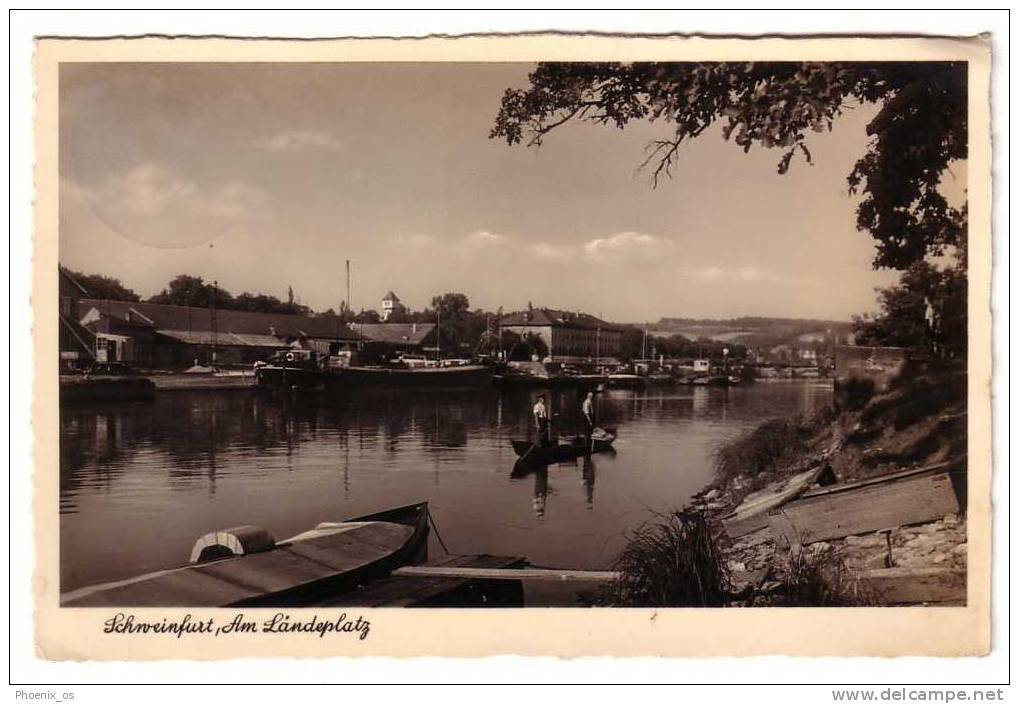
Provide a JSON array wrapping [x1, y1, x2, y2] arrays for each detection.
[[510, 434, 616, 468], [327, 364, 493, 387], [254, 364, 325, 391], [60, 502, 430, 607]]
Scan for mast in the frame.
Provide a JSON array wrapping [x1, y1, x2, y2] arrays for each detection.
[[211, 279, 218, 369]]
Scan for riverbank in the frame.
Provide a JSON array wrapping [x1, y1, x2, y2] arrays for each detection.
[[60, 372, 254, 400], [685, 362, 968, 606]]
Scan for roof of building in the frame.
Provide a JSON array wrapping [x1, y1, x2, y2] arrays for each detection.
[[356, 322, 436, 346], [381, 291, 401, 303], [59, 267, 89, 295], [77, 299, 362, 341], [499, 308, 627, 332]]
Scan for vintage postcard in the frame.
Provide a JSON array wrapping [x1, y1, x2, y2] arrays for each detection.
[[33, 33, 992, 659]]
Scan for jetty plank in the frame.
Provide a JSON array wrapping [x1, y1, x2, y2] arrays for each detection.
[[326, 555, 527, 607], [721, 465, 827, 538], [768, 464, 960, 547], [392, 566, 619, 582], [850, 567, 966, 605]]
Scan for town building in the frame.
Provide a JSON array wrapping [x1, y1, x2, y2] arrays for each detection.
[[76, 298, 362, 369], [354, 322, 438, 359], [379, 291, 407, 321], [498, 308, 625, 364]]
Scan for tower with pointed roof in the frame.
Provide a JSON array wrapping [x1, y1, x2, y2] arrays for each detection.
[[380, 291, 407, 321]]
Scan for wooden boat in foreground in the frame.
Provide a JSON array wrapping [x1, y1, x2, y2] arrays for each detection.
[[61, 503, 429, 607]]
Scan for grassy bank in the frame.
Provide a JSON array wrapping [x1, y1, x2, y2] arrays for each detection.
[[597, 362, 968, 607]]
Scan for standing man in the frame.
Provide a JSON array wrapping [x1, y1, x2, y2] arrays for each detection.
[[533, 394, 550, 446], [581, 391, 596, 442]]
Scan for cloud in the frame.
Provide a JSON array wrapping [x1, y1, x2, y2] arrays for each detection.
[[465, 230, 504, 246], [691, 265, 810, 286], [582, 231, 674, 262], [252, 130, 345, 153], [526, 242, 574, 261], [98, 162, 198, 217], [63, 162, 268, 248]]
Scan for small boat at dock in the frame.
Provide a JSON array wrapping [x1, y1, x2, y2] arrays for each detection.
[[61, 502, 430, 607]]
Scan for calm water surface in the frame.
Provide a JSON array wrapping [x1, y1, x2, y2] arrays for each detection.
[[60, 381, 832, 603]]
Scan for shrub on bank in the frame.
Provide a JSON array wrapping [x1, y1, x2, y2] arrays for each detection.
[[594, 509, 730, 607], [712, 415, 815, 488]]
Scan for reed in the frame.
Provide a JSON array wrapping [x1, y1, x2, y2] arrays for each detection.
[[596, 509, 730, 607], [778, 546, 869, 607]]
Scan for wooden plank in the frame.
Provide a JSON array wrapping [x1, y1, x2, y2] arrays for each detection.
[[327, 555, 527, 607], [798, 461, 960, 499], [392, 566, 619, 583], [850, 567, 966, 605], [769, 469, 960, 546], [722, 465, 826, 538]]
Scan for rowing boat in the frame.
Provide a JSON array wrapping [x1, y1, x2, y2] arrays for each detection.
[[510, 430, 617, 468], [61, 502, 429, 607]]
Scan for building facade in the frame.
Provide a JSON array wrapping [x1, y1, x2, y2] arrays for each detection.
[[498, 308, 624, 364]]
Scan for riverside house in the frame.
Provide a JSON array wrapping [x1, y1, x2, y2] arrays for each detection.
[[499, 308, 625, 365]]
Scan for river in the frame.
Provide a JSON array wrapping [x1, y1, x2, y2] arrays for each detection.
[[59, 380, 833, 604]]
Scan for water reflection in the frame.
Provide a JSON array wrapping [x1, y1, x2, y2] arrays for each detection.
[[60, 381, 833, 596]]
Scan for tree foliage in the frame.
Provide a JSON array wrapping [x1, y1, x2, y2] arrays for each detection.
[[67, 269, 141, 302], [853, 258, 966, 358], [147, 275, 233, 309], [491, 61, 967, 269]]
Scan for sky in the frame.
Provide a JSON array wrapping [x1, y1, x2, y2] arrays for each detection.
[[57, 62, 927, 322]]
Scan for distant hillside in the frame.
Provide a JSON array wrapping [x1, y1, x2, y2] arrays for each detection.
[[640, 317, 855, 354]]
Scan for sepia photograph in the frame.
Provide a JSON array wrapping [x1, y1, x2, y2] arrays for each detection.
[[53, 55, 977, 611], [24, 27, 996, 667]]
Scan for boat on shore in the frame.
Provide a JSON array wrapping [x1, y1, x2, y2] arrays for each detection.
[[61, 502, 430, 607]]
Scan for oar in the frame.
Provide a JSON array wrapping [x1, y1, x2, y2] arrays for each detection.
[[518, 440, 540, 464]]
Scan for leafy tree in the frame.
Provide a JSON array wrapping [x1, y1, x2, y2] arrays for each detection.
[[351, 309, 381, 324], [66, 269, 141, 302], [233, 292, 311, 316], [147, 275, 234, 309], [492, 61, 967, 270], [431, 293, 473, 352], [854, 259, 966, 358]]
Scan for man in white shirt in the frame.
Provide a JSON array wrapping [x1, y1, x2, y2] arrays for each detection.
[[533, 395, 550, 445], [581, 391, 595, 442]]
